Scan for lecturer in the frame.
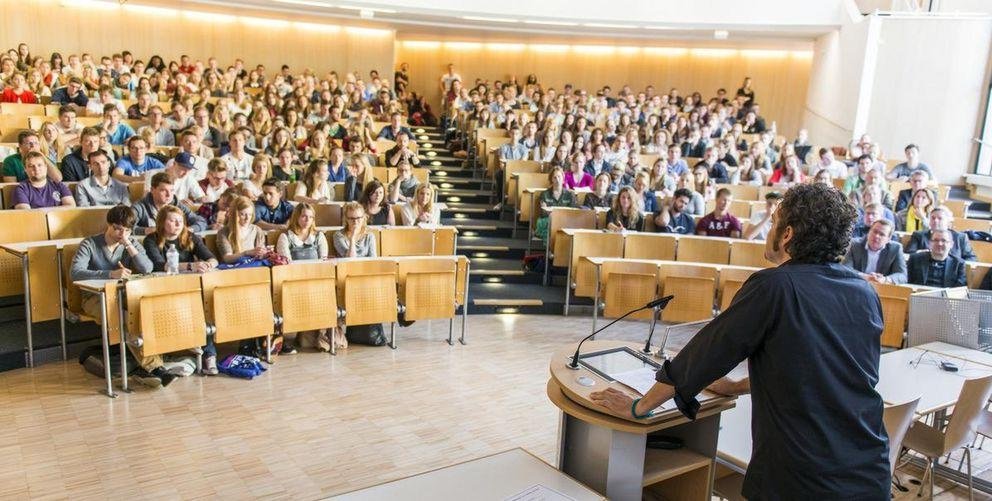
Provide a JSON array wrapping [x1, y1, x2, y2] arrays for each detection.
[[591, 183, 889, 500]]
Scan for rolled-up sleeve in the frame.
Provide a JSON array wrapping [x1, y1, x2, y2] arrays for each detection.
[[654, 272, 781, 419]]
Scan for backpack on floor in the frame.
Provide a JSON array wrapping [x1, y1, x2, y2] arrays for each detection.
[[346, 323, 387, 346]]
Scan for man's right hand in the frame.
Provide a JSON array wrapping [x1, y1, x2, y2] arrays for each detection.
[[109, 263, 131, 280]]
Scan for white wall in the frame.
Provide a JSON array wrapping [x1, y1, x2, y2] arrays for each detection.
[[864, 17, 992, 184], [803, 16, 879, 150]]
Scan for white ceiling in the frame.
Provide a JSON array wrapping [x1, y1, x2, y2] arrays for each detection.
[[174, 0, 853, 46]]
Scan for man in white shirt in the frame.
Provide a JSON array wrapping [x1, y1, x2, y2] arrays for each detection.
[[742, 191, 783, 240], [220, 130, 253, 180], [85, 85, 126, 117], [439, 63, 461, 97], [811, 148, 848, 179], [145, 152, 206, 204]]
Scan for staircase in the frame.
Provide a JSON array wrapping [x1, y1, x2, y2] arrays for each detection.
[[417, 127, 584, 315]]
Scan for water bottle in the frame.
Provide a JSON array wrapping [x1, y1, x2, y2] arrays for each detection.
[[166, 244, 179, 275]]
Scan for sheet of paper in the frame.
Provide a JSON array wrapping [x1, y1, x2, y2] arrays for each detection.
[[503, 484, 577, 501], [613, 367, 677, 412]]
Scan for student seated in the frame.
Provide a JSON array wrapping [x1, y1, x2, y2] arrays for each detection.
[[199, 158, 234, 203], [376, 111, 412, 141], [102, 103, 135, 146], [895, 188, 935, 233], [114, 135, 164, 183], [11, 151, 74, 209], [581, 172, 613, 210], [401, 183, 441, 226], [294, 160, 333, 204], [905, 206, 976, 261], [342, 153, 374, 202], [70, 205, 171, 387], [360, 179, 395, 226], [217, 195, 267, 264], [606, 186, 643, 232], [742, 191, 783, 240], [387, 160, 420, 203], [133, 172, 208, 234], [3, 130, 62, 183], [277, 202, 329, 262], [886, 143, 934, 181], [142, 152, 206, 204], [535, 167, 577, 240], [631, 172, 657, 213], [385, 131, 420, 167], [563, 152, 593, 190], [907, 228, 967, 288], [894, 170, 936, 213], [142, 205, 219, 370], [696, 187, 742, 238], [75, 150, 130, 207], [654, 188, 696, 235], [842, 220, 907, 285], [254, 178, 294, 232], [334, 201, 378, 259]]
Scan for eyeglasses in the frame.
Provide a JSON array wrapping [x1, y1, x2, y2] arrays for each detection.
[[346, 216, 364, 221]]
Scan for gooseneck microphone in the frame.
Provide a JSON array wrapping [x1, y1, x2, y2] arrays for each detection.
[[567, 295, 675, 370]]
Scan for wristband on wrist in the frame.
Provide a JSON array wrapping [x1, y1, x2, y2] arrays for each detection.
[[631, 397, 654, 419]]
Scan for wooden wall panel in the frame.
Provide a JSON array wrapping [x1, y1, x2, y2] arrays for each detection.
[[397, 42, 812, 138], [1, 0, 395, 83]]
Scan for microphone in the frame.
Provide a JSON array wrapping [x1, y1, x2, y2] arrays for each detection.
[[568, 295, 675, 370]]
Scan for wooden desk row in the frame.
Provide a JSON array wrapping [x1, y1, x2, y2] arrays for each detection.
[[75, 254, 470, 398], [0, 224, 459, 367]]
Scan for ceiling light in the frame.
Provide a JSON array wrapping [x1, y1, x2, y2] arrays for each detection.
[[643, 25, 675, 30], [584, 22, 635, 29], [463, 15, 518, 23], [714, 30, 730, 39], [273, 0, 334, 7], [241, 17, 290, 28], [339, 4, 397, 13], [523, 20, 578, 26], [294, 21, 341, 32], [123, 4, 177, 15]]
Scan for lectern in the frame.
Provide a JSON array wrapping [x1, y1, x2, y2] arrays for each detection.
[[548, 341, 736, 501]]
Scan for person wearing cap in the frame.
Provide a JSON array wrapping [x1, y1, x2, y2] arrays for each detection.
[[143, 151, 206, 204], [113, 135, 164, 183], [75, 150, 130, 207], [743, 191, 784, 240]]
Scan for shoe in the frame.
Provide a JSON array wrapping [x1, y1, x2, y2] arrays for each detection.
[[317, 330, 331, 353], [132, 368, 162, 388], [151, 367, 177, 387], [82, 356, 105, 378], [281, 342, 297, 355], [203, 355, 218, 376]]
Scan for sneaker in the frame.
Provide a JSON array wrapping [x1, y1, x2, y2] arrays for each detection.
[[203, 355, 218, 376], [151, 367, 177, 387], [81, 356, 105, 378], [317, 331, 331, 353], [132, 368, 162, 388], [281, 342, 297, 355]]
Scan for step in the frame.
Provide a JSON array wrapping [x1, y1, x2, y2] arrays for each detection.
[[458, 236, 534, 259], [467, 257, 544, 284], [466, 283, 567, 314], [442, 203, 501, 220], [443, 218, 517, 238]]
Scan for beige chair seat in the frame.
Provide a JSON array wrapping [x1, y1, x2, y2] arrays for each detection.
[[903, 422, 946, 457]]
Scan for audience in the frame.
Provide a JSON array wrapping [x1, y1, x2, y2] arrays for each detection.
[[360, 179, 395, 225], [696, 187, 742, 238], [143, 151, 205, 204], [74, 150, 130, 206], [277, 202, 328, 262], [842, 220, 906, 285], [216, 195, 267, 264], [132, 172, 207, 234], [894, 170, 935, 213], [654, 188, 696, 235], [114, 135, 164, 183], [895, 188, 935, 233], [401, 183, 440, 226], [388, 160, 419, 203], [905, 206, 976, 261], [11, 151, 74, 209], [199, 158, 234, 202], [254, 178, 294, 231], [3, 130, 61, 183], [581, 172, 613, 209], [295, 159, 333, 204], [907, 228, 967, 288], [535, 167, 576, 240], [886, 144, 933, 181], [606, 186, 643, 232]]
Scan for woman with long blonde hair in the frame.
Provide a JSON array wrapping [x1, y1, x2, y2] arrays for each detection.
[[241, 154, 272, 200], [216, 196, 267, 263], [606, 186, 644, 232], [294, 159, 333, 204], [401, 183, 440, 226], [37, 121, 66, 164], [276, 202, 328, 262]]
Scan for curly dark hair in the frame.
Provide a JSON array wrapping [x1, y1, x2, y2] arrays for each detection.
[[774, 183, 856, 264]]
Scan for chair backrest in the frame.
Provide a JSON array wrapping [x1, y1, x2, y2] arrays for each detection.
[[341, 264, 398, 325], [200, 267, 274, 343], [717, 184, 760, 201], [271, 261, 338, 333], [624, 233, 677, 261], [944, 375, 992, 451], [125, 274, 206, 357], [1, 183, 17, 209], [313, 202, 344, 227], [882, 397, 921, 476], [728, 200, 756, 219], [729, 240, 774, 268], [380, 227, 434, 257], [571, 232, 625, 298], [455, 255, 469, 307], [397, 258, 457, 321], [601, 260, 659, 320], [972, 240, 992, 264], [505, 160, 543, 205], [943, 199, 971, 219], [515, 173, 549, 223], [968, 263, 992, 289], [0, 103, 46, 116], [659, 262, 719, 323], [953, 218, 991, 234], [371, 166, 390, 183], [677, 235, 732, 264], [548, 208, 597, 258], [872, 282, 914, 349], [718, 266, 758, 311], [434, 227, 457, 255], [46, 207, 111, 239], [720, 279, 746, 311], [0, 211, 50, 297]]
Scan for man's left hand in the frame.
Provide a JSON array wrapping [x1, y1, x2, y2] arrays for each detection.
[[590, 387, 635, 416]]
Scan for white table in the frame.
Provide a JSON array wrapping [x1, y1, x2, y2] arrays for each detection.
[[919, 341, 992, 367], [74, 279, 124, 398], [330, 448, 604, 501]]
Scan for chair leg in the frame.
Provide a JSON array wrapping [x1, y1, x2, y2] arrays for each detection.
[[389, 322, 396, 349], [447, 318, 454, 346], [929, 458, 936, 500], [916, 457, 931, 497], [966, 447, 974, 501]]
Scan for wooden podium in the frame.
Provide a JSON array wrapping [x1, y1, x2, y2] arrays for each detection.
[[548, 341, 736, 501]]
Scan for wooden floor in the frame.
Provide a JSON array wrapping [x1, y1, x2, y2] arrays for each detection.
[[0, 314, 988, 500]]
